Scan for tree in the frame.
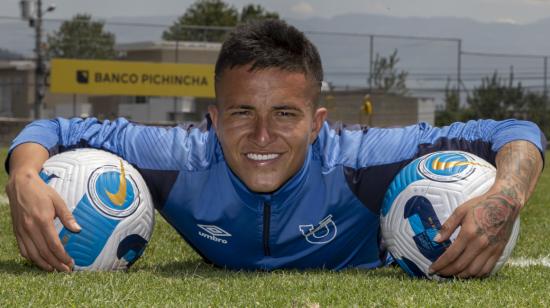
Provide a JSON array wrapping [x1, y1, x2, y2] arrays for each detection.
[[0, 48, 23, 60], [163, 0, 279, 42], [435, 79, 476, 126], [47, 14, 116, 59], [467, 71, 524, 120], [437, 70, 550, 134], [525, 92, 548, 120], [240, 4, 279, 23], [370, 49, 408, 95], [435, 80, 460, 126], [467, 71, 550, 137]]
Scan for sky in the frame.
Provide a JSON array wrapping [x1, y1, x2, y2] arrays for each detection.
[[1, 0, 550, 24]]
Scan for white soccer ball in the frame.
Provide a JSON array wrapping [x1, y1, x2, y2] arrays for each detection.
[[40, 148, 155, 271], [380, 151, 519, 280]]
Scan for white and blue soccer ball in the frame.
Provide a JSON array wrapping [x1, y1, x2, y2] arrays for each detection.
[[40, 148, 155, 271], [381, 151, 520, 280]]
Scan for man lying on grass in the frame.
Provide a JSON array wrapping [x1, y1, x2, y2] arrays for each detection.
[[5, 19, 545, 278]]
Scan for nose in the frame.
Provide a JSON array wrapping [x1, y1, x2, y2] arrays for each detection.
[[250, 117, 273, 146]]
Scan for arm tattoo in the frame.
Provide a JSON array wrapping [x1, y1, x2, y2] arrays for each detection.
[[494, 141, 543, 206], [473, 194, 519, 245], [472, 141, 543, 246]]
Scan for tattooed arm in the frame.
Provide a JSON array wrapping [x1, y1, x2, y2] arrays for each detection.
[[429, 140, 543, 278]]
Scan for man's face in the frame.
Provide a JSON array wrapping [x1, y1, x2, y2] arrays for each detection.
[[209, 65, 327, 193]]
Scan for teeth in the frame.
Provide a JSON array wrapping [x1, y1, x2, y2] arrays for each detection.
[[247, 153, 280, 161]]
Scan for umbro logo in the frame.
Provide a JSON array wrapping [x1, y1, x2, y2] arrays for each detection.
[[197, 224, 231, 244]]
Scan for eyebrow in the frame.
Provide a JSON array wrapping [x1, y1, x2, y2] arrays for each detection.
[[225, 104, 303, 112], [226, 104, 255, 110], [272, 105, 302, 112]]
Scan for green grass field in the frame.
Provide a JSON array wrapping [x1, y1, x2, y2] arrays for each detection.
[[1, 148, 549, 306]]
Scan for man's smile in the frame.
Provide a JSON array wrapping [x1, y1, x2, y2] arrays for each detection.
[[245, 152, 282, 162]]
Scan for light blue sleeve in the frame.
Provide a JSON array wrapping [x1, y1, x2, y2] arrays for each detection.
[[418, 119, 546, 152], [7, 117, 215, 172], [317, 119, 546, 169]]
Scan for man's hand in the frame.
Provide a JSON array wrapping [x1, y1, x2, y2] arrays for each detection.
[[6, 143, 81, 272], [429, 190, 519, 278], [429, 140, 543, 278]]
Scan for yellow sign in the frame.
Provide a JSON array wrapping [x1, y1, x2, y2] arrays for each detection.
[[50, 58, 215, 98]]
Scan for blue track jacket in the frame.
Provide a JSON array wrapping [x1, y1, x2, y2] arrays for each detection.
[[6, 117, 546, 270]]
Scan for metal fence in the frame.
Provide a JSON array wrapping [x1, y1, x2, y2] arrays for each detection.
[[305, 31, 462, 97], [461, 51, 548, 97]]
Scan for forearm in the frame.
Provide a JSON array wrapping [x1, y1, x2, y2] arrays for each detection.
[[493, 140, 544, 208], [7, 117, 131, 174], [8, 117, 126, 164], [431, 140, 543, 277], [9, 143, 49, 175]]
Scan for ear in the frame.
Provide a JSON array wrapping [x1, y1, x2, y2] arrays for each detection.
[[208, 104, 219, 131], [309, 107, 328, 143]]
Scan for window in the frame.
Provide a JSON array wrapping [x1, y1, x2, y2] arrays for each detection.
[[135, 96, 148, 104]]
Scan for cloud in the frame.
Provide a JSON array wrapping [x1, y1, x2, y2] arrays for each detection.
[[290, 2, 314, 16], [496, 17, 519, 24], [366, 2, 392, 14]]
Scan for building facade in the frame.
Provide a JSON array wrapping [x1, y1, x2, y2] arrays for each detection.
[[321, 91, 435, 127], [0, 41, 435, 127]]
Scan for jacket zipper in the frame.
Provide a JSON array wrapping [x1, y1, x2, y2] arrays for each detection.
[[263, 202, 271, 256]]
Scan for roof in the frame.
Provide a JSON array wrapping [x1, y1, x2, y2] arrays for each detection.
[[0, 60, 34, 70], [116, 41, 222, 52]]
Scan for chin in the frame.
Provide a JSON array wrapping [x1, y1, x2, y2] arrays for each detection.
[[247, 184, 280, 194], [244, 178, 283, 193]]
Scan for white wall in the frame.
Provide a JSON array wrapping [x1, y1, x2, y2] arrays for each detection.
[[118, 97, 196, 122], [417, 98, 436, 125], [51, 102, 92, 118]]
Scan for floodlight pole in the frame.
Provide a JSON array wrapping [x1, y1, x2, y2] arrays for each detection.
[[33, 0, 44, 119]]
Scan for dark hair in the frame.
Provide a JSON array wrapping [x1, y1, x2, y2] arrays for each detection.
[[215, 19, 323, 93]]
